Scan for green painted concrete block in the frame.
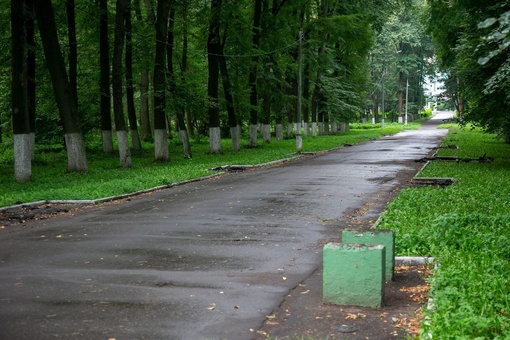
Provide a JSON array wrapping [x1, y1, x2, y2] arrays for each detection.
[[342, 229, 395, 280], [323, 243, 385, 308]]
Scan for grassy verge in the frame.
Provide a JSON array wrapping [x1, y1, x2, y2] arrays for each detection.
[[0, 123, 418, 208], [376, 125, 510, 338]]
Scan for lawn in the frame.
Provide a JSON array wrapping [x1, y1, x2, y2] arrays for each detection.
[[376, 125, 510, 338]]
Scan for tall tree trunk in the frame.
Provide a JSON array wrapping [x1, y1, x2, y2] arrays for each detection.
[[99, 0, 113, 152], [11, 0, 31, 182], [167, 1, 191, 158], [125, 0, 141, 150], [218, 44, 238, 151], [207, 0, 222, 154], [133, 0, 152, 141], [27, 0, 36, 160], [34, 0, 87, 172], [398, 71, 403, 119], [248, 0, 263, 148], [153, 0, 171, 161], [66, 0, 78, 115], [112, 0, 132, 167], [180, 3, 193, 139]]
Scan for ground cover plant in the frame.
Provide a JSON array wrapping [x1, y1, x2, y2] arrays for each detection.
[[377, 126, 510, 338], [0, 123, 417, 208]]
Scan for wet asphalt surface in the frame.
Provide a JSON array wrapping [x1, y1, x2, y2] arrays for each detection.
[[0, 113, 451, 340]]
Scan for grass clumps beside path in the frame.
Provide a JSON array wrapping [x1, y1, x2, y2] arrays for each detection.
[[0, 123, 415, 208], [376, 126, 510, 339]]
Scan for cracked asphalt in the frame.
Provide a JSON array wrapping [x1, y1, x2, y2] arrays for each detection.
[[0, 113, 452, 339]]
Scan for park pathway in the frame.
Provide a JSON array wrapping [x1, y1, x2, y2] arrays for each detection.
[[0, 112, 452, 339]]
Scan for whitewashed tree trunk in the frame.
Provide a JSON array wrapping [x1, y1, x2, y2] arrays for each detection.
[[249, 124, 257, 148], [154, 129, 168, 161], [180, 130, 192, 158], [14, 134, 32, 182], [65, 132, 88, 171], [102, 130, 114, 153], [275, 124, 283, 141], [331, 121, 338, 134], [116, 130, 132, 168], [303, 122, 309, 136], [312, 122, 317, 136], [131, 129, 141, 150], [209, 126, 221, 153], [230, 126, 240, 151], [262, 124, 271, 143]]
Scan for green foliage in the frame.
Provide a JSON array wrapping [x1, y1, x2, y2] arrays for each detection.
[[426, 0, 510, 139], [421, 107, 432, 117], [376, 126, 510, 338]]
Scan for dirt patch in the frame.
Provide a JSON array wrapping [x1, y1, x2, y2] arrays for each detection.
[[0, 203, 86, 229], [256, 264, 431, 339]]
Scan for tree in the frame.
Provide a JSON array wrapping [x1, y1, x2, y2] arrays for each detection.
[[11, 0, 31, 182], [33, 0, 88, 172], [207, 0, 222, 154], [112, 0, 132, 167], [125, 0, 142, 150], [166, 1, 192, 158], [99, 0, 113, 152], [426, 0, 510, 141], [153, 0, 171, 161]]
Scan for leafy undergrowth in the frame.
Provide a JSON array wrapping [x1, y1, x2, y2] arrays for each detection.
[[0, 123, 415, 208], [377, 126, 510, 338]]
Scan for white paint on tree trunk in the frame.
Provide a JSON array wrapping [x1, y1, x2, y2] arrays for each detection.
[[209, 127, 221, 154], [249, 124, 258, 148], [131, 129, 141, 150], [331, 121, 338, 134], [14, 133, 32, 182], [116, 130, 132, 168], [275, 124, 283, 141], [262, 124, 271, 143], [65, 132, 88, 172], [102, 130, 113, 153], [154, 129, 168, 161], [230, 126, 240, 151], [179, 130, 192, 158], [312, 122, 317, 137]]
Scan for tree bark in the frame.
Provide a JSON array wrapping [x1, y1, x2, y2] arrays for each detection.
[[166, 1, 191, 158], [34, 0, 87, 172], [125, 0, 141, 150], [99, 0, 113, 152], [112, 0, 132, 167], [207, 0, 222, 154], [153, 0, 171, 161], [26, 0, 36, 160], [66, 0, 78, 114], [11, 0, 31, 182], [248, 0, 263, 148], [218, 43, 238, 151]]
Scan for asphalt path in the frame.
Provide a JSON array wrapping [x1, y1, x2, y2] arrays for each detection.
[[0, 112, 452, 340]]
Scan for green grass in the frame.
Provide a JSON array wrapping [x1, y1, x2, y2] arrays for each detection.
[[0, 123, 416, 208], [376, 126, 510, 338]]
